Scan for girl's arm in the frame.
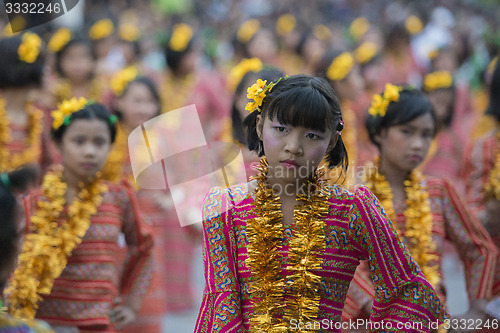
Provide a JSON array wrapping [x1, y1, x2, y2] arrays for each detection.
[[437, 179, 497, 301], [195, 187, 243, 333], [119, 182, 154, 313], [351, 185, 448, 331], [463, 136, 495, 222]]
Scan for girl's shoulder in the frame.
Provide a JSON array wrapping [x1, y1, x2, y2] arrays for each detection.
[[326, 183, 372, 202]]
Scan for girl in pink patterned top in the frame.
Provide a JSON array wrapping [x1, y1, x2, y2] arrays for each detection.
[[7, 101, 153, 333], [343, 85, 497, 329], [195, 74, 448, 332]]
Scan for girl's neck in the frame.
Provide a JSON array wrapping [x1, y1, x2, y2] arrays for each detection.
[[1, 88, 29, 112], [62, 169, 92, 202], [378, 158, 410, 188]]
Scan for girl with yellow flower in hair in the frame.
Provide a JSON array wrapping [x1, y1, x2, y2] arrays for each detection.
[[464, 58, 500, 320], [7, 99, 154, 333], [0, 32, 52, 189], [48, 33, 108, 107], [316, 49, 364, 185], [342, 85, 497, 331], [163, 23, 230, 142], [196, 75, 448, 332]]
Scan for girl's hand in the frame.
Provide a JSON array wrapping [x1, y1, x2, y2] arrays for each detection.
[[110, 297, 137, 330]]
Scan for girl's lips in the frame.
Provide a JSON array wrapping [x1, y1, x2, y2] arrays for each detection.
[[281, 159, 299, 168], [81, 162, 96, 169]]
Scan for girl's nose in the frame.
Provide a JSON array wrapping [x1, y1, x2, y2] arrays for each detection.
[[284, 135, 303, 155]]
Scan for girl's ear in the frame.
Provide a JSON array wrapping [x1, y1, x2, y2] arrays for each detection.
[[327, 132, 339, 152], [256, 114, 263, 140], [373, 128, 385, 145]]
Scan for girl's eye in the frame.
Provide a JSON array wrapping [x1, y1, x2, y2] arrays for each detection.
[[400, 128, 412, 135], [306, 133, 319, 139], [73, 137, 84, 144], [274, 126, 287, 133], [94, 138, 106, 146]]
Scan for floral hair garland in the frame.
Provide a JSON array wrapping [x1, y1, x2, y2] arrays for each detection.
[[354, 42, 378, 64], [48, 28, 72, 53], [326, 52, 354, 81], [119, 23, 140, 42], [18, 32, 42, 63], [245, 76, 287, 113], [169, 23, 193, 52], [368, 83, 402, 118], [237, 19, 261, 43], [51, 97, 117, 131], [275, 14, 296, 36], [423, 71, 453, 92], [227, 57, 263, 92], [111, 66, 139, 96], [89, 19, 114, 40]]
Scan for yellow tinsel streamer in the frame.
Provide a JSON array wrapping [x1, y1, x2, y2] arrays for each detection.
[[54, 79, 102, 104], [485, 131, 500, 201], [0, 97, 43, 172], [283, 168, 329, 332], [246, 158, 287, 332], [246, 157, 328, 332], [362, 161, 440, 287], [7, 167, 108, 318]]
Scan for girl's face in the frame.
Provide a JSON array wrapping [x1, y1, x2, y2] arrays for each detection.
[[376, 112, 435, 173], [247, 29, 277, 63], [427, 89, 454, 125], [256, 114, 336, 184], [60, 44, 95, 83], [333, 66, 364, 101], [116, 82, 159, 130], [59, 118, 111, 182]]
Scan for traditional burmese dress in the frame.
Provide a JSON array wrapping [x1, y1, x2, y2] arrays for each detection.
[[342, 178, 497, 321], [24, 181, 154, 333], [464, 131, 500, 296], [195, 183, 448, 333]]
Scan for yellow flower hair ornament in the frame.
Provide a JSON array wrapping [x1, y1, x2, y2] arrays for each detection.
[[48, 28, 72, 53], [111, 66, 139, 96], [227, 57, 263, 92], [368, 83, 402, 117], [119, 23, 140, 42], [18, 32, 42, 63], [423, 71, 453, 92], [245, 77, 287, 113], [355, 42, 378, 64], [327, 52, 354, 81], [349, 17, 370, 41], [51, 97, 90, 131], [406, 15, 423, 35], [89, 19, 114, 40], [276, 14, 296, 36], [237, 19, 261, 44], [169, 23, 193, 52], [313, 24, 331, 41]]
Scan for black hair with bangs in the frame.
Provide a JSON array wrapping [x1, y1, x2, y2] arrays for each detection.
[[243, 74, 348, 171], [366, 87, 437, 149]]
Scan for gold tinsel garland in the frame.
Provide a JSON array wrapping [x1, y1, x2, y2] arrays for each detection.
[[7, 166, 108, 319], [54, 78, 102, 103], [246, 157, 329, 332], [362, 161, 440, 287], [485, 131, 500, 200], [0, 97, 43, 171]]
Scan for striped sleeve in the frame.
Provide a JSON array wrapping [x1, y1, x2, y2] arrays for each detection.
[[119, 181, 154, 298], [350, 185, 448, 331], [195, 187, 244, 333], [435, 179, 497, 300]]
